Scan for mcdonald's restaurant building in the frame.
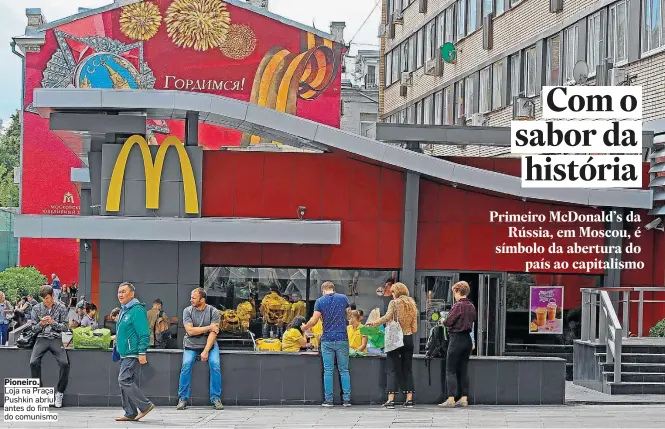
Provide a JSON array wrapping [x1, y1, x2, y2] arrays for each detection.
[[7, 0, 665, 407]]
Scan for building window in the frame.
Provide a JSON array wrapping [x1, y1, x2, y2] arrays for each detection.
[[563, 26, 578, 84], [484, 0, 493, 16], [643, 0, 665, 53], [385, 52, 392, 86], [492, 59, 506, 110], [464, 73, 477, 118], [457, 0, 466, 40], [408, 36, 416, 71], [479, 66, 491, 113], [609, 0, 629, 65], [392, 0, 402, 14], [455, 80, 465, 120], [417, 28, 425, 68], [423, 95, 434, 125], [401, 42, 410, 72], [366, 65, 376, 88], [437, 13, 445, 51], [415, 101, 423, 124], [399, 109, 407, 124], [407, 105, 415, 124], [392, 48, 400, 84], [468, 0, 479, 34], [546, 34, 561, 85], [444, 86, 454, 124], [434, 91, 443, 125], [510, 53, 521, 102], [360, 113, 377, 136], [426, 20, 437, 61], [587, 12, 602, 75], [524, 45, 537, 97], [496, 0, 506, 15], [445, 5, 456, 43]]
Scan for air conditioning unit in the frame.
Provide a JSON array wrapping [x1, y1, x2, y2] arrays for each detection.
[[378, 24, 386, 38], [393, 11, 404, 25], [550, 0, 564, 13], [607, 67, 627, 86], [483, 14, 493, 50], [424, 58, 443, 76], [419, 0, 428, 13], [400, 71, 413, 86], [471, 113, 488, 126], [513, 97, 536, 120]]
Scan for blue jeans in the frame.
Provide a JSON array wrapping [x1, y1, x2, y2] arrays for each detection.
[[321, 340, 351, 402], [178, 344, 222, 403], [0, 323, 9, 345]]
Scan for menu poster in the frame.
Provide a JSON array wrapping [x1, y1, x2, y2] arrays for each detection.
[[529, 286, 564, 334]]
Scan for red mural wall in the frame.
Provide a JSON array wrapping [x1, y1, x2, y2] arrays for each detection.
[[20, 0, 343, 284], [200, 152, 405, 268]]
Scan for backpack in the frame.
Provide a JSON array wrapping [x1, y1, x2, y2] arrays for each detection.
[[153, 311, 171, 349], [424, 325, 448, 386]]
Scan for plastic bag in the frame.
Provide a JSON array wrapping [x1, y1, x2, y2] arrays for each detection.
[[72, 327, 112, 349]]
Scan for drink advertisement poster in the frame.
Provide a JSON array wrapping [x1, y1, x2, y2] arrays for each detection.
[[529, 286, 564, 334]]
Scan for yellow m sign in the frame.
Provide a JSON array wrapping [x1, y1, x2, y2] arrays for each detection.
[[106, 135, 199, 214]]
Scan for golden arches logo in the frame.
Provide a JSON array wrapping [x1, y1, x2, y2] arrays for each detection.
[[241, 32, 341, 146], [106, 135, 199, 214]]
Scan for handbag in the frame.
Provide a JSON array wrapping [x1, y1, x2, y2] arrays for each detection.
[[384, 299, 404, 353], [112, 345, 121, 362], [16, 328, 37, 349]]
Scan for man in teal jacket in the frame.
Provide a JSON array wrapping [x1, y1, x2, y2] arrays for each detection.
[[114, 282, 155, 422]]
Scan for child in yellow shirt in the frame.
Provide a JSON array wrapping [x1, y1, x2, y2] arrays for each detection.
[[347, 310, 367, 352]]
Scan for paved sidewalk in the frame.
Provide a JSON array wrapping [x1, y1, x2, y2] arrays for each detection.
[[2, 404, 665, 428], [566, 381, 665, 404]]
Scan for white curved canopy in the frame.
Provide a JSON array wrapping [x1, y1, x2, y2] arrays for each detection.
[[32, 88, 652, 209]]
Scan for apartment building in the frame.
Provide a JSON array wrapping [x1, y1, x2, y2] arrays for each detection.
[[341, 50, 380, 136], [378, 0, 663, 155]]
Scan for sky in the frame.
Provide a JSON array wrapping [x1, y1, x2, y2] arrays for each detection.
[[0, 0, 381, 124]]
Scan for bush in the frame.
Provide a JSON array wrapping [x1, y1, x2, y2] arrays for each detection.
[[0, 266, 47, 303], [649, 318, 665, 337]]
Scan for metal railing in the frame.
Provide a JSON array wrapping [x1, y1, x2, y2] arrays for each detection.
[[581, 287, 665, 383]]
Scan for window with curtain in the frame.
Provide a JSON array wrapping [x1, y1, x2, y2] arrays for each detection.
[[392, 48, 400, 83], [434, 91, 443, 125], [446, 5, 455, 43], [643, 0, 665, 53], [457, 0, 466, 40], [385, 52, 392, 86], [587, 12, 602, 75], [401, 41, 410, 72], [423, 95, 433, 125], [479, 66, 491, 113], [492, 59, 506, 110], [408, 36, 415, 71], [444, 86, 454, 125], [415, 101, 423, 124], [524, 45, 537, 97], [407, 105, 415, 123], [510, 53, 521, 101], [426, 20, 437, 61], [546, 34, 561, 85], [563, 26, 578, 83], [437, 13, 445, 51], [455, 80, 465, 120], [417, 29, 425, 68], [609, 0, 629, 65], [464, 74, 477, 118], [468, 0, 478, 34]]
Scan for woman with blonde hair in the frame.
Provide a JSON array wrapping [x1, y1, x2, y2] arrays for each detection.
[[366, 282, 418, 409]]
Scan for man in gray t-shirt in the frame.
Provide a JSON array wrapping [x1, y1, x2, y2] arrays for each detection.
[[177, 288, 223, 410]]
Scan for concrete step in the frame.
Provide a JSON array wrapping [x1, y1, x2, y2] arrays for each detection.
[[603, 372, 665, 383], [605, 381, 665, 395], [596, 352, 665, 364], [506, 351, 573, 362], [621, 345, 665, 354], [599, 362, 665, 373]]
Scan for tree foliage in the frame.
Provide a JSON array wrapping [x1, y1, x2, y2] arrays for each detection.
[[0, 111, 20, 207], [0, 266, 46, 303]]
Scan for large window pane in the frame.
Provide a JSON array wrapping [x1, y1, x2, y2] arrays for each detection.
[[385, 52, 392, 86], [496, 0, 506, 15], [492, 59, 506, 110], [434, 90, 443, 125], [417, 29, 425, 68], [426, 20, 436, 61], [437, 13, 445, 50], [423, 95, 433, 125], [587, 13, 601, 74], [468, 0, 478, 34], [416, 101, 423, 124], [401, 42, 409, 72], [446, 6, 455, 43], [610, 1, 629, 64], [524, 46, 537, 97], [484, 0, 493, 16], [465, 73, 477, 118], [510, 53, 520, 101], [547, 35, 561, 85], [444, 86, 454, 125], [310, 269, 397, 314], [392, 49, 400, 83], [457, 0, 466, 40], [563, 26, 578, 83], [479, 66, 491, 113]]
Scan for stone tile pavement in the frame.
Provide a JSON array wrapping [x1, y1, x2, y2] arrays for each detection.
[[566, 381, 665, 404], [2, 404, 665, 428]]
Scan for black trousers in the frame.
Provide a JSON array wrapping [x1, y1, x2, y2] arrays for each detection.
[[30, 337, 70, 394], [445, 332, 472, 398], [386, 334, 415, 394]]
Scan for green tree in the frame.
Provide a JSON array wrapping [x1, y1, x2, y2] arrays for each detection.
[[0, 266, 47, 303], [0, 111, 20, 207]]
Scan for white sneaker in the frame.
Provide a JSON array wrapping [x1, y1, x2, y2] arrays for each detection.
[[54, 392, 63, 408]]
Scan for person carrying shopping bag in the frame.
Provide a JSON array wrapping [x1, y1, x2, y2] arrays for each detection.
[[366, 282, 418, 409]]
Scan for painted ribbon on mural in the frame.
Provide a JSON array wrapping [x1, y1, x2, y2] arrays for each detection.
[[241, 32, 341, 146]]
